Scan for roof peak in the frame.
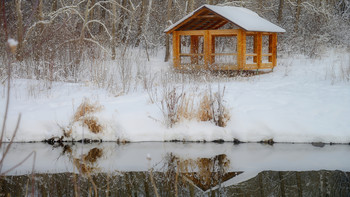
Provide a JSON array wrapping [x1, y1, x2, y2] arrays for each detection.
[[165, 4, 286, 33]]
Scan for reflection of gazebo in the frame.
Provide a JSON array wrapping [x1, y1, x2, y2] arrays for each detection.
[[164, 5, 286, 71], [182, 171, 243, 192]]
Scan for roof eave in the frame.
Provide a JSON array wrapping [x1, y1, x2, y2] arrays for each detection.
[[164, 4, 286, 34]]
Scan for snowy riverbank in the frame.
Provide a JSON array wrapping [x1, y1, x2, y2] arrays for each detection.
[[1, 50, 350, 143]]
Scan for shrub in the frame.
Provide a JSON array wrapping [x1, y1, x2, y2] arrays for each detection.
[[160, 85, 230, 128]]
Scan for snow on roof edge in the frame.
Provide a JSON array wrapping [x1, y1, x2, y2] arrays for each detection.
[[164, 4, 286, 33]]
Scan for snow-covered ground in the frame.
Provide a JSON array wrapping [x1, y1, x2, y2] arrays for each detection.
[[1, 49, 349, 143]]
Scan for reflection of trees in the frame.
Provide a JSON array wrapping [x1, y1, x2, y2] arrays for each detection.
[[155, 153, 242, 196], [1, 170, 350, 196], [62, 145, 104, 196], [225, 170, 350, 196], [1, 146, 350, 196]]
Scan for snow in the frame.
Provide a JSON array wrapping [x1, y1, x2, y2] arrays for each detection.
[[7, 38, 18, 47], [164, 5, 286, 33], [0, 49, 350, 143]]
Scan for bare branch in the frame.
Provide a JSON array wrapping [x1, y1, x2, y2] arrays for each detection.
[[83, 38, 111, 56], [85, 20, 112, 40]]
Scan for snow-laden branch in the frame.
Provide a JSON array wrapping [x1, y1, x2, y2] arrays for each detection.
[[89, 0, 132, 14], [49, 6, 84, 21], [128, 0, 136, 11], [84, 20, 112, 40], [23, 20, 51, 45], [88, 1, 115, 17]]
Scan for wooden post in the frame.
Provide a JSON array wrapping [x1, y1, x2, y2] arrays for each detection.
[[204, 30, 210, 69], [269, 34, 273, 63], [172, 32, 180, 69], [271, 33, 277, 68], [256, 32, 262, 69], [237, 29, 246, 70], [190, 35, 199, 65], [253, 34, 258, 63], [211, 35, 216, 65]]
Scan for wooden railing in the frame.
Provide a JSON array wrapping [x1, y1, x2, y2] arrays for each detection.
[[173, 29, 277, 71]]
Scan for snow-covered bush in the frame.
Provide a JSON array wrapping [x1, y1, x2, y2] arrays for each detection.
[[160, 84, 230, 128], [64, 99, 103, 138]]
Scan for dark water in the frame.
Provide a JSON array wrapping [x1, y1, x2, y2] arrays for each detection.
[[1, 142, 350, 196]]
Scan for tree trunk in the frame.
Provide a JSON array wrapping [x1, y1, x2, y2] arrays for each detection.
[[164, 0, 173, 62], [89, 0, 96, 31], [277, 0, 284, 24], [34, 0, 44, 61], [135, 0, 147, 47], [279, 172, 286, 197], [75, 0, 91, 65], [258, 0, 263, 14], [99, 2, 106, 34], [1, 0, 8, 41], [187, 0, 195, 13], [144, 0, 152, 34], [16, 0, 23, 61], [111, 1, 117, 60], [51, 0, 58, 12], [117, 0, 128, 44], [294, 0, 302, 33]]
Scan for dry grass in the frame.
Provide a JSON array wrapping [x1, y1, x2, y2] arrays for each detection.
[[176, 94, 196, 121], [197, 93, 213, 122], [83, 148, 103, 163], [83, 117, 103, 134], [172, 89, 230, 127], [63, 99, 104, 137], [73, 99, 103, 134], [74, 99, 102, 122]]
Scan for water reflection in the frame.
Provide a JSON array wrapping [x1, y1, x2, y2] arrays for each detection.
[[1, 142, 350, 196]]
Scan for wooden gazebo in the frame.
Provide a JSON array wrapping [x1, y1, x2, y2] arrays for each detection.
[[165, 5, 286, 71]]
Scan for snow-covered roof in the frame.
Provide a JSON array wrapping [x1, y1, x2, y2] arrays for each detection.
[[165, 5, 286, 33]]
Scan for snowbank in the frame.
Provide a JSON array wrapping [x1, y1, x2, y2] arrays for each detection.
[[1, 50, 350, 143]]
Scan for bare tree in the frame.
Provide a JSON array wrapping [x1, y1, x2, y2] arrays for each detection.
[[164, 0, 173, 62], [187, 0, 195, 13], [15, 0, 24, 61], [99, 2, 106, 34], [111, 0, 117, 60], [135, 0, 148, 47], [51, 0, 58, 12], [258, 0, 263, 13], [294, 0, 303, 33], [117, 0, 128, 44], [278, 0, 284, 23], [1, 0, 8, 42]]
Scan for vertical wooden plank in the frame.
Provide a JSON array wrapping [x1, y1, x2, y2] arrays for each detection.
[[204, 30, 210, 69], [211, 35, 216, 65], [190, 35, 199, 64], [268, 34, 273, 62], [172, 32, 180, 69], [237, 30, 242, 69], [238, 29, 246, 70], [253, 34, 258, 63], [242, 31, 246, 69], [272, 33, 278, 68], [257, 32, 262, 69]]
